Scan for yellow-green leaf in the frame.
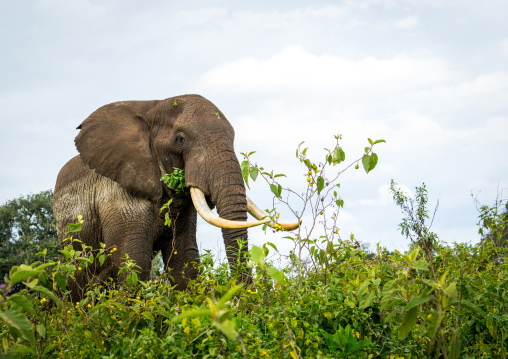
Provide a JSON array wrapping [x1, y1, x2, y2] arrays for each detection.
[[0, 310, 35, 343]]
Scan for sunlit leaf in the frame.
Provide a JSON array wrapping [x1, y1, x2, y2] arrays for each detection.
[[241, 161, 250, 189], [7, 294, 36, 315], [250, 166, 259, 182], [0, 310, 35, 343]]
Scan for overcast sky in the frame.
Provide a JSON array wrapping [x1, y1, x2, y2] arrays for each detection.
[[1, 0, 507, 257]]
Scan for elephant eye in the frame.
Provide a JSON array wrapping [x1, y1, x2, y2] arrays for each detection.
[[174, 133, 185, 146]]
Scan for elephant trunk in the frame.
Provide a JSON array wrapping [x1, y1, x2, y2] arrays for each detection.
[[185, 143, 251, 279], [213, 165, 250, 279]]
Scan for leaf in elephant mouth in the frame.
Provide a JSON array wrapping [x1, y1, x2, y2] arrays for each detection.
[[161, 168, 189, 195]]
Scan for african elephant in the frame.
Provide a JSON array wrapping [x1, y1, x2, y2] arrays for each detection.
[[53, 94, 297, 300]]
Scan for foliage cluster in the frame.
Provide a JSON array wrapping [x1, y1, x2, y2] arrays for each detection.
[[161, 168, 188, 196], [0, 136, 507, 358], [1, 229, 506, 358], [0, 190, 58, 281]]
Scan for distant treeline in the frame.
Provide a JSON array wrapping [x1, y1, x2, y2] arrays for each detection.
[[0, 190, 59, 281]]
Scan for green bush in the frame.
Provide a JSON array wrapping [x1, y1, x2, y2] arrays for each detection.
[[0, 136, 506, 358]]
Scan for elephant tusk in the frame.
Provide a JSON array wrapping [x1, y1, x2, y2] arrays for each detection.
[[190, 188, 270, 229], [246, 197, 301, 231]]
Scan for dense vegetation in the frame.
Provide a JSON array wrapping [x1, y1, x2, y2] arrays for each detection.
[[1, 137, 507, 358], [0, 190, 58, 281]]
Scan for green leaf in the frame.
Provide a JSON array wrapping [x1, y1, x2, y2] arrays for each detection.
[[217, 284, 244, 308], [344, 339, 372, 356], [304, 159, 312, 168], [406, 295, 433, 311], [250, 166, 259, 182], [415, 278, 440, 290], [0, 310, 35, 343], [76, 257, 93, 265], [54, 273, 67, 291], [164, 213, 172, 227], [453, 299, 485, 316], [443, 282, 457, 299], [411, 260, 429, 271], [336, 199, 344, 208], [126, 272, 138, 287], [381, 293, 400, 311], [398, 307, 417, 337], [141, 311, 155, 322], [214, 320, 237, 341], [383, 278, 404, 293], [59, 250, 72, 261], [362, 153, 378, 174], [36, 323, 46, 339], [24, 279, 38, 289], [250, 245, 265, 267], [66, 222, 82, 233], [332, 147, 346, 165], [31, 286, 62, 307], [159, 198, 173, 213], [368, 138, 373, 145], [99, 253, 107, 266], [10, 266, 40, 286], [320, 329, 341, 351], [34, 262, 56, 272], [427, 312, 444, 339], [7, 294, 36, 315], [266, 267, 285, 284], [359, 291, 374, 310], [173, 309, 212, 321], [373, 139, 386, 144], [265, 242, 278, 252], [274, 173, 286, 178], [362, 155, 372, 173], [241, 161, 250, 189], [370, 152, 378, 171], [270, 184, 282, 199], [36, 248, 47, 257], [317, 176, 325, 194], [358, 280, 371, 299], [9, 344, 35, 354]]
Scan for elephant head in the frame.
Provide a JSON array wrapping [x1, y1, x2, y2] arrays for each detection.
[[71, 94, 298, 284]]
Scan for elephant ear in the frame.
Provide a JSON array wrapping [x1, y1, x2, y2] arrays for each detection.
[[75, 101, 162, 202]]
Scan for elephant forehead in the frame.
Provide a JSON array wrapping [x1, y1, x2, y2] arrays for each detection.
[[177, 109, 235, 137]]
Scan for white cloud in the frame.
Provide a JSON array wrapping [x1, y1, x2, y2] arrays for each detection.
[[394, 16, 419, 29], [198, 46, 459, 94]]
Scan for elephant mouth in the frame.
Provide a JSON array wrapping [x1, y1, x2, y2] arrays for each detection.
[[190, 187, 301, 230]]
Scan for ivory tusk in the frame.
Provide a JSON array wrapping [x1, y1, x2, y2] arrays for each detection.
[[190, 187, 269, 229], [246, 196, 301, 231]]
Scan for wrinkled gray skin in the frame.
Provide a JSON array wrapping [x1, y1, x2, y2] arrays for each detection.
[[53, 95, 249, 300]]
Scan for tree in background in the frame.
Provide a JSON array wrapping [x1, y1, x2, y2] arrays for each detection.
[[0, 190, 58, 281]]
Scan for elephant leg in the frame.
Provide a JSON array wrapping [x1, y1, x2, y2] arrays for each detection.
[[99, 194, 160, 283], [156, 205, 200, 290]]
